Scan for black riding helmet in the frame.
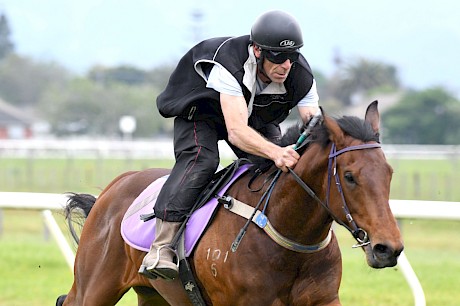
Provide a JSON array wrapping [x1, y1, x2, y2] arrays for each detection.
[[250, 10, 303, 52]]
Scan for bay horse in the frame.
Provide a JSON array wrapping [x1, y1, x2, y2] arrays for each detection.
[[57, 101, 403, 305]]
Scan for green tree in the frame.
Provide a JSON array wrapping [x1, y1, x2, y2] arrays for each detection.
[[146, 65, 175, 92], [87, 64, 175, 91], [88, 65, 149, 85], [0, 13, 14, 59], [382, 87, 460, 144], [0, 54, 69, 106], [333, 58, 400, 105], [39, 78, 169, 137]]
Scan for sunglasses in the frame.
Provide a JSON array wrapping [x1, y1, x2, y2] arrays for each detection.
[[262, 50, 299, 64]]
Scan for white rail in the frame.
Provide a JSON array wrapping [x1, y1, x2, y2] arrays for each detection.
[[2, 192, 460, 305], [398, 251, 426, 306], [42, 209, 75, 271], [390, 200, 460, 220], [1, 139, 460, 160]]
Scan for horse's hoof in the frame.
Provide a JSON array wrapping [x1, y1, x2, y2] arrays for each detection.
[[138, 265, 158, 280]]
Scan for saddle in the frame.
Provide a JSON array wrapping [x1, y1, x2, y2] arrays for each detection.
[[121, 160, 250, 255]]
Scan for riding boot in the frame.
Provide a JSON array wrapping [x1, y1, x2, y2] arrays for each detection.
[[138, 219, 181, 280]]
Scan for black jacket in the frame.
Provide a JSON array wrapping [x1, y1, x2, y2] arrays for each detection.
[[157, 35, 314, 129]]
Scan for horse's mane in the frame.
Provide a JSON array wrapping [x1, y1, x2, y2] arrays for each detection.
[[250, 115, 379, 172]]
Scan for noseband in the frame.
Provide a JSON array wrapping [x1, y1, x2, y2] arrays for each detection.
[[289, 142, 381, 248]]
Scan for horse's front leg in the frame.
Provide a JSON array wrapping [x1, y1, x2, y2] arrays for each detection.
[[292, 236, 342, 306]]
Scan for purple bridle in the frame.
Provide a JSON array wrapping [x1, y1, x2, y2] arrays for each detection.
[[289, 142, 382, 247]]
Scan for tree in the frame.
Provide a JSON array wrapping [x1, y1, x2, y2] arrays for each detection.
[[332, 58, 400, 105], [146, 65, 175, 92], [0, 54, 70, 106], [88, 65, 149, 85], [382, 87, 460, 144], [39, 78, 170, 137], [0, 13, 14, 59]]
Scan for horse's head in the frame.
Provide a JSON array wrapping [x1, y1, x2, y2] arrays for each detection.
[[319, 101, 403, 268]]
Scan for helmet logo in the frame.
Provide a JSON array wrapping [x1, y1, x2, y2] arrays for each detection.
[[279, 40, 295, 47]]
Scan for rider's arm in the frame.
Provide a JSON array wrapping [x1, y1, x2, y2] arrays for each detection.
[[206, 64, 299, 171], [297, 79, 320, 124], [220, 93, 299, 171], [298, 106, 320, 124]]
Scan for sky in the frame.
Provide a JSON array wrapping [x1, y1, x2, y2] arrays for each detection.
[[1, 0, 460, 95]]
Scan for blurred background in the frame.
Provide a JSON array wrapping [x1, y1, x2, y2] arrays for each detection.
[[0, 1, 459, 305], [0, 0, 459, 141]]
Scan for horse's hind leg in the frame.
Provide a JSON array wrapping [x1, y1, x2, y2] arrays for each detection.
[[62, 232, 134, 304], [63, 245, 133, 306], [62, 279, 129, 306]]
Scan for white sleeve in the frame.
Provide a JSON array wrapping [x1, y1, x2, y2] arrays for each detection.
[[206, 64, 244, 96], [297, 79, 319, 107]]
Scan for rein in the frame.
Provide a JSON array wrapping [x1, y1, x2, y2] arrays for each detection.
[[228, 114, 382, 252], [228, 142, 381, 253], [289, 142, 381, 248]]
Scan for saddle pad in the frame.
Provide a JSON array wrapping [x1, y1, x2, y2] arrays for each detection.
[[121, 164, 250, 257]]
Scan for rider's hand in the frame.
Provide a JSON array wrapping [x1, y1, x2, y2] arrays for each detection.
[[273, 146, 300, 172]]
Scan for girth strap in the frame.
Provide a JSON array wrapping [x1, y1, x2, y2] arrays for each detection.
[[221, 196, 332, 253]]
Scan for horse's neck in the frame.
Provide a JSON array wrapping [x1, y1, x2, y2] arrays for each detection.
[[268, 144, 332, 244]]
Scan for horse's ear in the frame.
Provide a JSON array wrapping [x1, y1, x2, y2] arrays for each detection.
[[365, 100, 380, 134], [321, 106, 345, 147]]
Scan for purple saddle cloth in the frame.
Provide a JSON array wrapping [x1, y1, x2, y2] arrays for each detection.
[[121, 164, 250, 257]]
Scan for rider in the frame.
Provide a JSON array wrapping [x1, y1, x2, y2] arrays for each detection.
[[139, 10, 320, 280]]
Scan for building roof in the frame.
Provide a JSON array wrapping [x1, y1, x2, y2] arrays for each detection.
[[0, 98, 35, 125]]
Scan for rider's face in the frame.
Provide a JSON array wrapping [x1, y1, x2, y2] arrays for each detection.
[[262, 57, 293, 83], [253, 46, 293, 84]]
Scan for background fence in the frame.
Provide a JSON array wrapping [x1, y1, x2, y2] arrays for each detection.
[[2, 139, 460, 159], [2, 139, 460, 200]]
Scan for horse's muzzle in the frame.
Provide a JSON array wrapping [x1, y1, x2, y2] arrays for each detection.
[[364, 242, 404, 268]]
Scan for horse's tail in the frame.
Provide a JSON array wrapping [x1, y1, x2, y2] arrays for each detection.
[[64, 192, 97, 245]]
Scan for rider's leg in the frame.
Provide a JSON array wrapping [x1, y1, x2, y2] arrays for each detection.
[[139, 117, 220, 280]]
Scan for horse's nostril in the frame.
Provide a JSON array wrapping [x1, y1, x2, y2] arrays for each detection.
[[373, 243, 392, 259]]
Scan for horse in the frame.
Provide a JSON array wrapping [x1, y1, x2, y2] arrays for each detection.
[[57, 101, 403, 306]]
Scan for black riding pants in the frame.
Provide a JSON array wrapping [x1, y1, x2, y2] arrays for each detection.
[[154, 117, 222, 222], [154, 116, 281, 222]]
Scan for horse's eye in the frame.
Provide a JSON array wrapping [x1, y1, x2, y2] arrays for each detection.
[[344, 172, 356, 185]]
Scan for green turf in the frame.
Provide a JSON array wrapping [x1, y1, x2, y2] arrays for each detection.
[[0, 210, 138, 306], [336, 219, 460, 306]]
